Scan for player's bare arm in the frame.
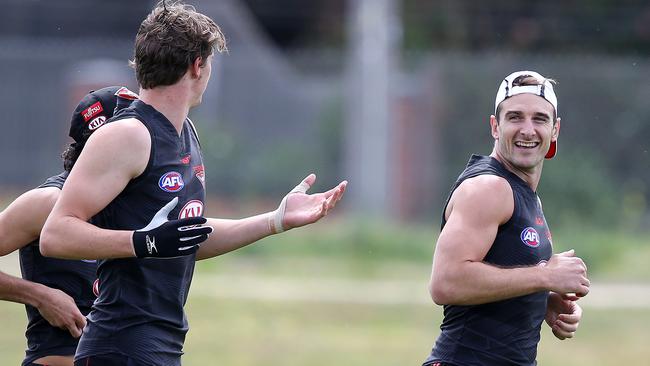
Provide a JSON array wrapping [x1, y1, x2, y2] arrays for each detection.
[[0, 188, 86, 337], [196, 174, 347, 260], [429, 174, 588, 305], [0, 187, 57, 254], [41, 119, 151, 259]]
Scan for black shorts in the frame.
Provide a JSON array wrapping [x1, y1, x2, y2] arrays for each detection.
[[74, 354, 147, 366]]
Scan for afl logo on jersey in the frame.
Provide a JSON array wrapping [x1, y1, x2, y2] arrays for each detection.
[[88, 116, 107, 131], [159, 171, 185, 192], [179, 200, 204, 219], [520, 227, 540, 247]]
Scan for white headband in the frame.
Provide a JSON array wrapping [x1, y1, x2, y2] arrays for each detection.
[[494, 70, 558, 115]]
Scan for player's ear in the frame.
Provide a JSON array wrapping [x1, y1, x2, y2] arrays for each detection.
[[490, 115, 499, 139], [552, 117, 561, 141], [190, 57, 203, 79]]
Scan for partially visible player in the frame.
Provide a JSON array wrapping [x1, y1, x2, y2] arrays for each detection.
[[0, 86, 138, 366]]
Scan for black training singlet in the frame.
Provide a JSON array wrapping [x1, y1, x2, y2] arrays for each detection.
[[424, 155, 553, 366], [19, 171, 97, 366], [75, 99, 206, 366]]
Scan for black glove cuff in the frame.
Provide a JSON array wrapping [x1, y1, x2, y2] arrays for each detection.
[[132, 231, 158, 258]]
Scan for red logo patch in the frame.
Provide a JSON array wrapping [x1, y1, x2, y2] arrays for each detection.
[[193, 165, 205, 186], [82, 101, 103, 122], [546, 229, 553, 244], [179, 200, 204, 219], [181, 155, 191, 164], [114, 87, 139, 100], [535, 217, 544, 226]]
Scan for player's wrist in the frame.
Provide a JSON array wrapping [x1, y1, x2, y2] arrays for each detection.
[[536, 264, 552, 291], [267, 211, 277, 235], [29, 283, 51, 308], [272, 198, 287, 234], [132, 229, 157, 258], [129, 231, 137, 257]]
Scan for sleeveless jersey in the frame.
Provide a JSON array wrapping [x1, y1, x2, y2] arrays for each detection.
[[424, 155, 553, 366], [74, 99, 206, 366], [19, 171, 97, 366]]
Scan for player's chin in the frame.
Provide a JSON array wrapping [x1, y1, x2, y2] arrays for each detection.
[[512, 157, 541, 170]]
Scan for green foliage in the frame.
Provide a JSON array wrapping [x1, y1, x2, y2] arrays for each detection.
[[551, 226, 650, 280], [400, 0, 650, 55], [195, 96, 344, 198], [539, 147, 622, 228], [222, 219, 435, 264], [196, 218, 648, 280]]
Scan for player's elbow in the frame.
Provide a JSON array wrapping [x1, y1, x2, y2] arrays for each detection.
[[429, 269, 462, 305], [39, 218, 64, 258], [429, 279, 452, 305], [39, 227, 56, 257]]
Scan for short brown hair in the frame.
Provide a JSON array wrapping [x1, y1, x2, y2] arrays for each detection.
[[496, 74, 557, 122], [130, 1, 227, 89]]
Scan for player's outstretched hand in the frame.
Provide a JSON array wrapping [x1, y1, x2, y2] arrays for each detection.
[[132, 197, 213, 258], [38, 287, 86, 338], [545, 291, 583, 340], [270, 174, 347, 233]]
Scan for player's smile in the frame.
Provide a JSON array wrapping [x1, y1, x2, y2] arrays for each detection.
[[514, 140, 540, 149]]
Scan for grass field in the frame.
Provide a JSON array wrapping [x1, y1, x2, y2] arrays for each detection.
[[0, 213, 648, 365], [1, 254, 649, 365]]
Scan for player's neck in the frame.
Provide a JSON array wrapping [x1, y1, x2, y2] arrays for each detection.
[[139, 85, 192, 136], [490, 152, 543, 191]]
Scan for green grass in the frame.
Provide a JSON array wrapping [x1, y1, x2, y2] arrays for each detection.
[[183, 297, 437, 366], [537, 308, 650, 365], [1, 289, 649, 366], [0, 211, 648, 365]]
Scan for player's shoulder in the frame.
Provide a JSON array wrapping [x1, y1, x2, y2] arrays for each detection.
[[457, 174, 512, 198], [17, 186, 60, 211], [0, 186, 59, 231], [450, 174, 513, 222], [86, 117, 151, 152], [101, 117, 149, 136]]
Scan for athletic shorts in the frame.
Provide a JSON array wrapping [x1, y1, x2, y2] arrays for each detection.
[[74, 354, 148, 366]]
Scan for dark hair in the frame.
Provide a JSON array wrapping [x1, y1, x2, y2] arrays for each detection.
[[62, 126, 94, 171], [130, 1, 227, 89], [61, 142, 83, 172], [496, 74, 557, 122]]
